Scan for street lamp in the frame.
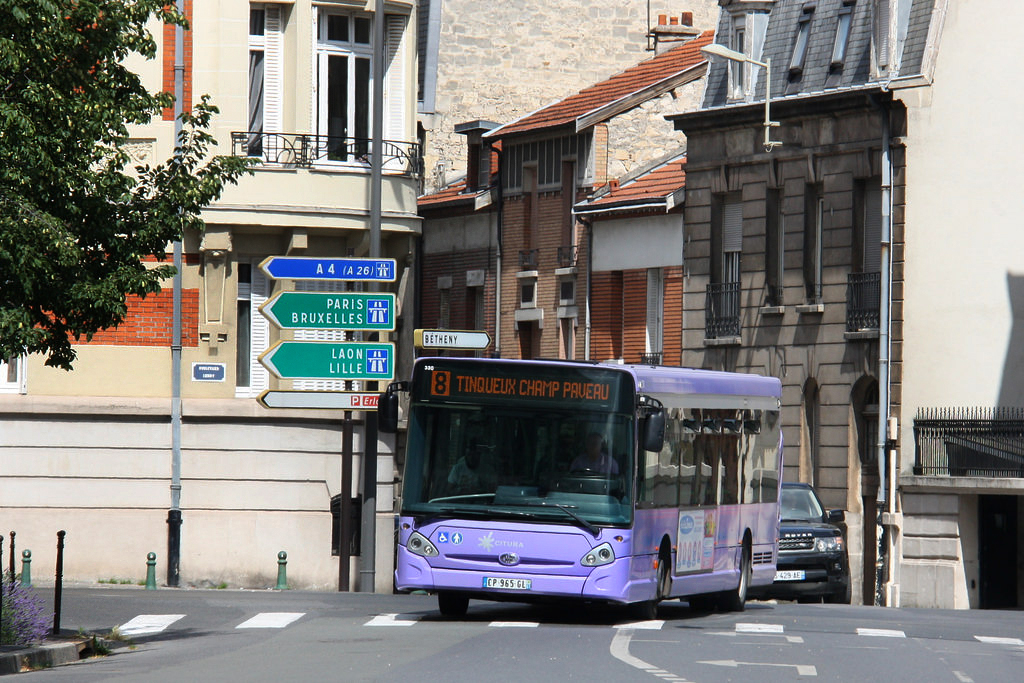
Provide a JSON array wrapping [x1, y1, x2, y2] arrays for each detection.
[[701, 43, 782, 152]]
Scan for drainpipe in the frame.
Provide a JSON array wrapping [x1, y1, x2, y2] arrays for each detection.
[[167, 0, 186, 588], [493, 146, 503, 358], [874, 93, 893, 606], [580, 216, 593, 360]]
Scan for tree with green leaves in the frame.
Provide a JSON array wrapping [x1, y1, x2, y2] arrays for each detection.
[[0, 1, 252, 370]]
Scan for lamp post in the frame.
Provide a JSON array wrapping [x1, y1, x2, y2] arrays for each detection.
[[700, 43, 782, 152]]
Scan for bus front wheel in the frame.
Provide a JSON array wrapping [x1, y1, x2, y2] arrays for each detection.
[[719, 542, 750, 612], [438, 592, 469, 617]]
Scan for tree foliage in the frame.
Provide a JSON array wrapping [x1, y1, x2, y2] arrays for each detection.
[[0, 0, 251, 369]]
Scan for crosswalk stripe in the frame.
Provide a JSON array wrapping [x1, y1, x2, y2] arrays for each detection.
[[736, 623, 784, 634], [365, 613, 418, 626], [118, 614, 186, 636], [237, 612, 305, 629], [615, 620, 665, 630], [856, 628, 906, 638], [975, 635, 1024, 646], [490, 621, 539, 628]]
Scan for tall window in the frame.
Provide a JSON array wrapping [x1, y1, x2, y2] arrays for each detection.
[[831, 2, 855, 69], [728, 17, 746, 99], [317, 10, 373, 161], [803, 185, 824, 303], [722, 197, 743, 285], [0, 356, 23, 394], [248, 5, 282, 157], [235, 260, 270, 397], [788, 6, 814, 80], [765, 189, 785, 306]]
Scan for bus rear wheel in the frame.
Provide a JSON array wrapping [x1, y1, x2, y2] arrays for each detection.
[[437, 592, 469, 617]]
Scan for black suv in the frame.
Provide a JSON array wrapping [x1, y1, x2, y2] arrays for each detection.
[[752, 482, 851, 604]]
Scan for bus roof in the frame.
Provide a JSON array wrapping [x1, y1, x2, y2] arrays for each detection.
[[412, 357, 781, 401]]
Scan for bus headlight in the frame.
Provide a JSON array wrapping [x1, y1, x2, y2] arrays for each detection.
[[581, 542, 615, 567], [406, 531, 439, 558], [815, 536, 843, 553]]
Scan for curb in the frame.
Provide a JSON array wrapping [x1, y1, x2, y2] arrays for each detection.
[[0, 637, 119, 675]]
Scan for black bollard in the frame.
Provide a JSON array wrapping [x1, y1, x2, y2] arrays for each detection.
[[9, 531, 14, 580], [52, 530, 65, 636]]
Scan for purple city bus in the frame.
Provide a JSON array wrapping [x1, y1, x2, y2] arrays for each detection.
[[380, 357, 782, 618]]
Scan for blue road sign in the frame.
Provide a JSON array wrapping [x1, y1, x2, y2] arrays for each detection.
[[259, 256, 397, 282]]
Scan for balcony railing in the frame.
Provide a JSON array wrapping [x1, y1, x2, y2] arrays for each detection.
[[557, 245, 578, 268], [640, 352, 662, 365], [705, 282, 741, 339], [519, 249, 539, 270], [231, 131, 423, 177], [846, 272, 881, 332], [914, 407, 1024, 477]]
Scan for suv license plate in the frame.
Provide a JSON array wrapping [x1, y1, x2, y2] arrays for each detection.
[[483, 577, 532, 590], [774, 570, 806, 581]]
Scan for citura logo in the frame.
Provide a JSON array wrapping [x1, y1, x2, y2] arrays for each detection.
[[478, 532, 495, 551]]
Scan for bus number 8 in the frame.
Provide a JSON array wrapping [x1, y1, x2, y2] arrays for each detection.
[[431, 371, 451, 396]]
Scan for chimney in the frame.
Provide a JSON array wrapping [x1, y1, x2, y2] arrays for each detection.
[[649, 9, 701, 54], [454, 120, 500, 192]]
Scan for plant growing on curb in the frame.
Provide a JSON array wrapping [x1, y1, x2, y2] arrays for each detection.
[[1, 577, 50, 646]]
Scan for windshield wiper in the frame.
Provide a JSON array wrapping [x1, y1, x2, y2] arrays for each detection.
[[516, 502, 599, 537]]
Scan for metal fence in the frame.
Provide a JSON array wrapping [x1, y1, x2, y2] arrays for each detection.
[[231, 132, 422, 177], [846, 272, 881, 332], [705, 282, 741, 339], [914, 407, 1024, 477]]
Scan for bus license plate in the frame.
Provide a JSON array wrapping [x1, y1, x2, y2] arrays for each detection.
[[483, 577, 532, 591], [774, 570, 805, 581]]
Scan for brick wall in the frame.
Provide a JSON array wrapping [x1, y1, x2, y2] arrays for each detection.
[[83, 289, 200, 347], [162, 0, 193, 121]]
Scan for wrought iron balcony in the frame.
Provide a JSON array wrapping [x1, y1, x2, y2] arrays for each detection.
[[640, 352, 662, 365], [914, 407, 1024, 477], [705, 282, 741, 339], [557, 245, 578, 268], [231, 131, 423, 177], [519, 249, 539, 270], [846, 272, 880, 332]]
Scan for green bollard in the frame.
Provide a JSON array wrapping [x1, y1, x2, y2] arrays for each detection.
[[145, 552, 157, 590], [275, 551, 288, 590], [20, 550, 30, 587]]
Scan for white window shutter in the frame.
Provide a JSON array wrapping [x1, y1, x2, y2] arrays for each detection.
[[250, 267, 270, 393], [646, 268, 663, 354], [384, 14, 407, 169], [263, 6, 283, 133]]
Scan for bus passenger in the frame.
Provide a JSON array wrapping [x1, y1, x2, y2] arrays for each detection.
[[570, 432, 619, 475], [448, 440, 494, 491]]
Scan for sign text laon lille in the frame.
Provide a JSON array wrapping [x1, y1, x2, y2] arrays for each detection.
[[258, 341, 395, 382]]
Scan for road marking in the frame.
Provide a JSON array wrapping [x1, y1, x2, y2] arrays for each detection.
[[856, 628, 906, 638], [610, 629, 692, 682], [736, 623, 784, 634], [490, 621, 539, 628], [974, 635, 1024, 646], [118, 614, 186, 636], [615, 620, 665, 630], [365, 613, 418, 626], [237, 612, 305, 629], [699, 659, 817, 676], [953, 671, 974, 683]]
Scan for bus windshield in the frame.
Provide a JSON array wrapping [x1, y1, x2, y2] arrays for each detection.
[[401, 362, 637, 527]]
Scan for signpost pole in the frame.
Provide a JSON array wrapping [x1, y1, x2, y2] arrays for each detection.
[[339, 411, 353, 592]]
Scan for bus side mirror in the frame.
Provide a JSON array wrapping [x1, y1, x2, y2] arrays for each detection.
[[378, 382, 406, 434], [643, 410, 665, 452]]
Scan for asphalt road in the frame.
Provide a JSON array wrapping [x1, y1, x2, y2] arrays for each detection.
[[17, 587, 1024, 682]]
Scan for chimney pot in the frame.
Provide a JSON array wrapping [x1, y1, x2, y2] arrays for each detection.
[[681, 12, 693, 26], [658, 14, 667, 26], [669, 16, 678, 25]]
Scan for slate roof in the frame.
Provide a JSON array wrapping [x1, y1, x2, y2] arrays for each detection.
[[703, 0, 937, 109], [486, 31, 713, 139], [575, 154, 687, 215]]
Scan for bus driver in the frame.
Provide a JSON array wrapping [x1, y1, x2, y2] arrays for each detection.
[[570, 431, 619, 475]]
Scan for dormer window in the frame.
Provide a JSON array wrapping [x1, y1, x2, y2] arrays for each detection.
[[831, 2, 855, 70], [724, 8, 770, 102], [788, 5, 815, 80]]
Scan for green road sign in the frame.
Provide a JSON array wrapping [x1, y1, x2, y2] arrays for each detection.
[[258, 341, 395, 381], [259, 292, 395, 331]]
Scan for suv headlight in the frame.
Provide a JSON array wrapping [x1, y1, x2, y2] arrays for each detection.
[[815, 536, 843, 553], [406, 531, 439, 558], [580, 542, 615, 567]]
